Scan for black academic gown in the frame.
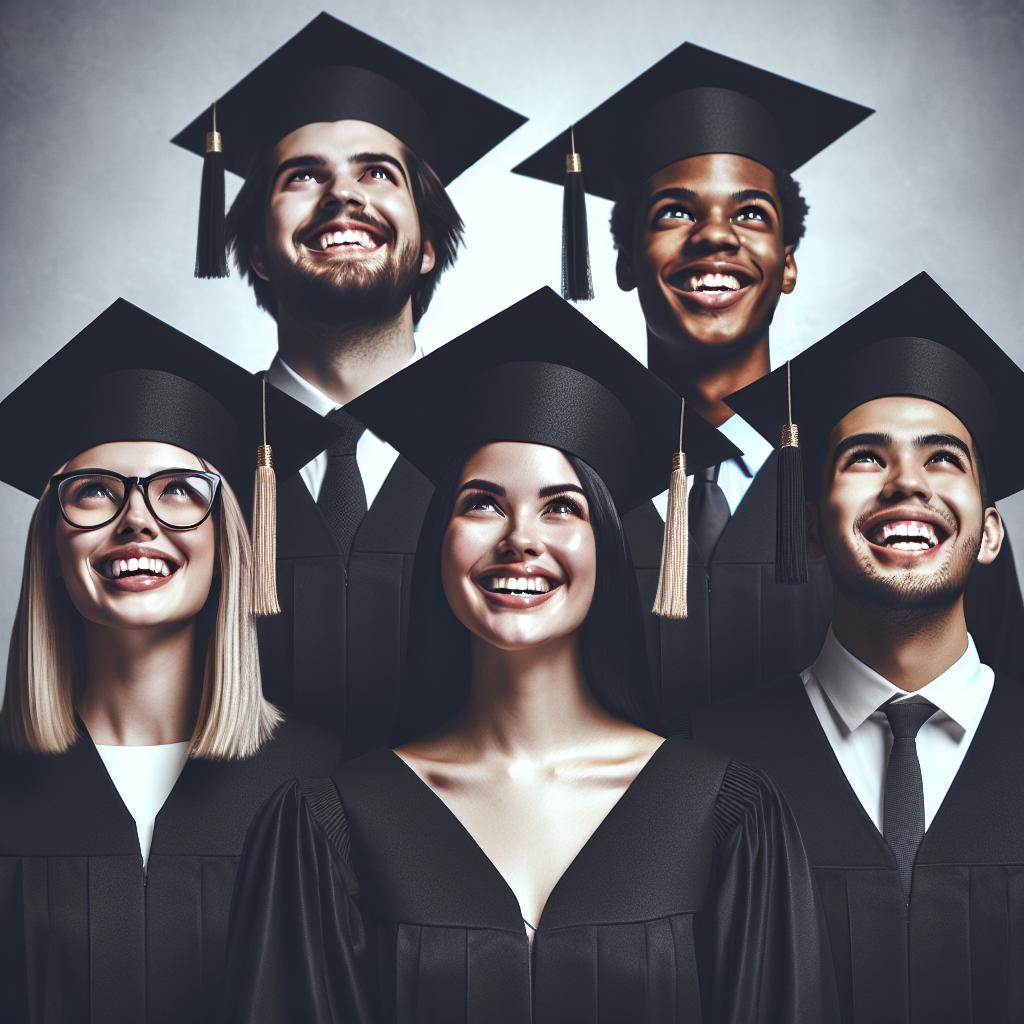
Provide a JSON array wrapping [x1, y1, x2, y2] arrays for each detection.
[[0, 719, 340, 1024], [221, 735, 839, 1023], [258, 459, 433, 753], [627, 451, 1024, 731], [692, 676, 1024, 1024]]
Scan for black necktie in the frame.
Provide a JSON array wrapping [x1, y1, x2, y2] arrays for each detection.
[[317, 408, 367, 561], [881, 696, 938, 902], [688, 463, 731, 561]]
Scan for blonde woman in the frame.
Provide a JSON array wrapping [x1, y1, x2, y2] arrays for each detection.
[[0, 300, 340, 1024]]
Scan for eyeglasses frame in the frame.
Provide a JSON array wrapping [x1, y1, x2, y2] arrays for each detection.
[[49, 468, 222, 532]]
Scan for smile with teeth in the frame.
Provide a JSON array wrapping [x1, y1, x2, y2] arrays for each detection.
[[101, 556, 174, 579], [480, 576, 554, 596], [681, 271, 744, 293], [317, 229, 381, 251], [868, 521, 942, 552]]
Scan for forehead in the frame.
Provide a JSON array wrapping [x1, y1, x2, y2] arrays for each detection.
[[458, 442, 581, 490], [829, 396, 974, 449], [273, 119, 408, 165], [642, 152, 778, 200], [63, 441, 205, 475]]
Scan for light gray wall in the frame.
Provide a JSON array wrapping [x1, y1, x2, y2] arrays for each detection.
[[1, 0, 1022, 698]]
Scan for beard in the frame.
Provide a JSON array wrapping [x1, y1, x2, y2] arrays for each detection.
[[266, 233, 423, 326], [824, 525, 982, 611]]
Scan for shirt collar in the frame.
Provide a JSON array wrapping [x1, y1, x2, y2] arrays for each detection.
[[268, 348, 423, 418], [717, 411, 773, 479], [810, 627, 987, 734]]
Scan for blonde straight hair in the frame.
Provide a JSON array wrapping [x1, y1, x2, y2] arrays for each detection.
[[0, 468, 281, 759]]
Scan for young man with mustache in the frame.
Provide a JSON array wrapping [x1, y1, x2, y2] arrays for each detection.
[[172, 15, 524, 753], [693, 273, 1024, 1023], [516, 46, 1023, 727]]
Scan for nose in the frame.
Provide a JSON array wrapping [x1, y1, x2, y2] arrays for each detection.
[[881, 453, 933, 503], [320, 170, 367, 211], [685, 209, 740, 253], [497, 515, 546, 560], [114, 484, 160, 539]]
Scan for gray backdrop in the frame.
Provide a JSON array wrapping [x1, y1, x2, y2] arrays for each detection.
[[1, 0, 1022, 699]]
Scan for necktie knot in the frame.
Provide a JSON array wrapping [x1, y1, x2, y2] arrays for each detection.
[[326, 407, 366, 456], [882, 696, 938, 740]]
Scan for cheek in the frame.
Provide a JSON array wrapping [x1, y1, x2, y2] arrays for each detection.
[[179, 523, 217, 600], [54, 526, 92, 589]]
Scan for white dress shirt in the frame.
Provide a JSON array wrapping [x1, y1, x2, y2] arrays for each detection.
[[802, 629, 993, 832], [652, 411, 772, 522], [95, 741, 189, 868], [267, 350, 422, 508]]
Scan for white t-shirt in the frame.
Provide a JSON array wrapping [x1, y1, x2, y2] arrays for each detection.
[[95, 741, 190, 868]]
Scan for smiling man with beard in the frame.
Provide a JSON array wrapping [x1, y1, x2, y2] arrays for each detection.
[[693, 273, 1024, 1024], [172, 15, 524, 751]]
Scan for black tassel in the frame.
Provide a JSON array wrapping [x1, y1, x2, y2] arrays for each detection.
[[776, 431, 808, 584], [195, 106, 228, 279], [775, 360, 807, 583], [561, 129, 593, 301]]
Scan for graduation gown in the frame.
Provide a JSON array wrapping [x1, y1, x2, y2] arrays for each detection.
[[627, 452, 1024, 730], [258, 458, 433, 753], [691, 676, 1024, 1024], [0, 719, 340, 1024], [222, 735, 838, 1023]]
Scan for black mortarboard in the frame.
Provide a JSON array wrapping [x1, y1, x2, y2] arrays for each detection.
[[513, 43, 871, 300], [726, 272, 1024, 578], [0, 298, 338, 614], [172, 13, 526, 277], [347, 286, 740, 618]]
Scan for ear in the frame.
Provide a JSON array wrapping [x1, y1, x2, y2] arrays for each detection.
[[419, 239, 436, 277], [251, 244, 269, 283], [805, 500, 824, 560], [781, 246, 798, 295], [616, 248, 636, 292], [976, 506, 1005, 566]]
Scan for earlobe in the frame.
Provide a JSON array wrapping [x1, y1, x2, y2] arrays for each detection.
[[781, 247, 798, 295], [616, 249, 636, 292], [251, 246, 269, 283], [976, 507, 1005, 565], [420, 239, 436, 276]]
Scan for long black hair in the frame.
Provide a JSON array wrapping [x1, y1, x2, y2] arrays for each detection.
[[393, 449, 660, 745]]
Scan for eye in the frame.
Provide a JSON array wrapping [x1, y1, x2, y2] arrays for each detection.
[[734, 205, 770, 224], [843, 449, 884, 469], [363, 165, 395, 183], [458, 491, 504, 516], [543, 494, 586, 518], [927, 449, 966, 469], [653, 204, 695, 224]]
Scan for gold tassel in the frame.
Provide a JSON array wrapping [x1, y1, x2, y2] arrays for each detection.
[[776, 361, 808, 584], [653, 401, 689, 619], [252, 377, 281, 616]]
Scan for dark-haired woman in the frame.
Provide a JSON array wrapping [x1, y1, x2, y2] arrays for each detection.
[[221, 288, 838, 1023]]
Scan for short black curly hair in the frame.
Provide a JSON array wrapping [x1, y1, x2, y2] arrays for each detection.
[[609, 168, 809, 254], [226, 145, 464, 325]]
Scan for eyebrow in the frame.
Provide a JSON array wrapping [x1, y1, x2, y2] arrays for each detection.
[[731, 188, 779, 214], [456, 480, 587, 499], [832, 431, 974, 465], [645, 187, 697, 210], [271, 151, 409, 187]]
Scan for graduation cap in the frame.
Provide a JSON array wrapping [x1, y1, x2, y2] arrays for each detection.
[[171, 12, 527, 278], [725, 272, 1024, 583], [513, 43, 872, 300], [0, 299, 338, 615], [346, 286, 741, 618]]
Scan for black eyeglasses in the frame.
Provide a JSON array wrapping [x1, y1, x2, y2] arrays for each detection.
[[50, 469, 221, 531]]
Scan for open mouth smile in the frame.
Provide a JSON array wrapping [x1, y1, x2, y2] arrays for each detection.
[[304, 220, 389, 257], [666, 265, 755, 310], [474, 570, 563, 608], [861, 513, 951, 560], [94, 549, 180, 592]]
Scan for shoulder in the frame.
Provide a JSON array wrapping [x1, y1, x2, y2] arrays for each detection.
[[710, 759, 790, 846]]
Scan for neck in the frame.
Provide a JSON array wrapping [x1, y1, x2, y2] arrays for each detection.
[[831, 593, 969, 691], [647, 329, 771, 427], [451, 635, 617, 760], [276, 302, 416, 406], [77, 619, 201, 745]]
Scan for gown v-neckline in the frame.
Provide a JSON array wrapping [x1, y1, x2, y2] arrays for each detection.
[[387, 737, 670, 933]]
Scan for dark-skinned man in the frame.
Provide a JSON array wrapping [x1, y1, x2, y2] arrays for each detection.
[[172, 15, 524, 753], [516, 45, 1024, 729], [693, 272, 1024, 1023]]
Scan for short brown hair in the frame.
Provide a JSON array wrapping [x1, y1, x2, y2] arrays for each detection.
[[226, 144, 464, 325]]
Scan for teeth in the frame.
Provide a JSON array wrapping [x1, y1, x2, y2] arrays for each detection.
[[484, 576, 552, 594], [688, 271, 741, 292], [875, 521, 940, 548], [319, 228, 377, 250], [106, 556, 173, 578]]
